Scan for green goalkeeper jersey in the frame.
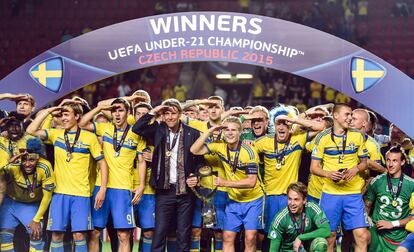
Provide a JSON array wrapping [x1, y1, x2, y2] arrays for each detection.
[[268, 201, 329, 251], [367, 173, 414, 243]]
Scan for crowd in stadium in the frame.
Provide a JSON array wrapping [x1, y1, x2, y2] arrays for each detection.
[[0, 88, 413, 252]]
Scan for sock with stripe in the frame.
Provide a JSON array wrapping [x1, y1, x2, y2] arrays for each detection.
[[30, 239, 45, 252], [142, 235, 152, 252], [50, 241, 64, 252], [0, 231, 14, 252], [74, 239, 87, 252], [190, 237, 200, 252], [214, 237, 223, 252], [166, 237, 177, 252]]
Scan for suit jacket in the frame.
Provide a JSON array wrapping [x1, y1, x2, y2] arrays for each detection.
[[132, 113, 205, 189]]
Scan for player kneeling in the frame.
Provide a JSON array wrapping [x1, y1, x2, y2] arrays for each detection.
[[268, 182, 330, 252], [0, 138, 55, 252]]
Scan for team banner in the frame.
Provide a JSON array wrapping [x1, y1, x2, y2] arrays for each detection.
[[0, 12, 413, 137]]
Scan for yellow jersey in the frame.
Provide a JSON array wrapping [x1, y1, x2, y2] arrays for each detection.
[[306, 140, 324, 199], [187, 118, 226, 191], [254, 132, 308, 195], [205, 142, 263, 202], [312, 128, 368, 195], [365, 135, 384, 165], [94, 122, 146, 190], [44, 128, 104, 197], [0, 134, 34, 159], [133, 145, 155, 194], [408, 148, 414, 166], [0, 157, 55, 203]]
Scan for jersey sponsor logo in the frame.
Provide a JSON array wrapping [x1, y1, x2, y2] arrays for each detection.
[[351, 57, 386, 94], [30, 57, 64, 93]]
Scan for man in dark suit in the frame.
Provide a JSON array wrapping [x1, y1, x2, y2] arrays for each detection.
[[132, 98, 204, 252]]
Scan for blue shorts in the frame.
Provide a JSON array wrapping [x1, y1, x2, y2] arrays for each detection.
[[135, 194, 155, 230], [264, 194, 288, 233], [0, 196, 39, 231], [91, 186, 135, 229], [400, 233, 414, 251], [320, 193, 369, 231], [224, 197, 263, 232], [192, 197, 202, 228], [213, 190, 229, 230], [307, 195, 320, 204], [47, 193, 92, 232]]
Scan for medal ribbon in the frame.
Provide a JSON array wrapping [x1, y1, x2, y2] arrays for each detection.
[[274, 134, 291, 168], [226, 141, 242, 173], [331, 129, 347, 162], [8, 140, 14, 155], [113, 125, 131, 154], [289, 211, 306, 235], [387, 174, 404, 203], [64, 127, 81, 159], [166, 123, 181, 152], [207, 122, 222, 141], [21, 167, 37, 196]]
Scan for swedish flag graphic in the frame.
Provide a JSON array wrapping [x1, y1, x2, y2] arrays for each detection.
[[351, 57, 385, 93], [30, 57, 63, 93]]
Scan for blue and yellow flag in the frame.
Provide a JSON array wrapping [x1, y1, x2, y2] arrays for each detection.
[[351, 57, 385, 93], [30, 57, 63, 93]]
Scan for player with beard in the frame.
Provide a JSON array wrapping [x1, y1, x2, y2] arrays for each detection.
[[191, 116, 263, 252], [366, 146, 414, 251], [311, 104, 370, 252], [0, 112, 34, 156], [380, 124, 413, 176], [268, 182, 330, 252], [27, 101, 109, 252], [0, 138, 55, 252], [254, 105, 325, 238], [79, 98, 147, 252], [0, 112, 35, 206]]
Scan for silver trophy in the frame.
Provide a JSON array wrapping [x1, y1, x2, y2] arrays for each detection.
[[191, 165, 218, 228]]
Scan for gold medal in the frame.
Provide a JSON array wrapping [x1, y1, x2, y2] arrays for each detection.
[[66, 153, 71, 162], [276, 163, 282, 170], [166, 151, 171, 157], [392, 200, 398, 207], [29, 192, 35, 199]]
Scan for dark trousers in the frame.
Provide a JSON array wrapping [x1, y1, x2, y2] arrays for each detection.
[[152, 186, 194, 252]]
